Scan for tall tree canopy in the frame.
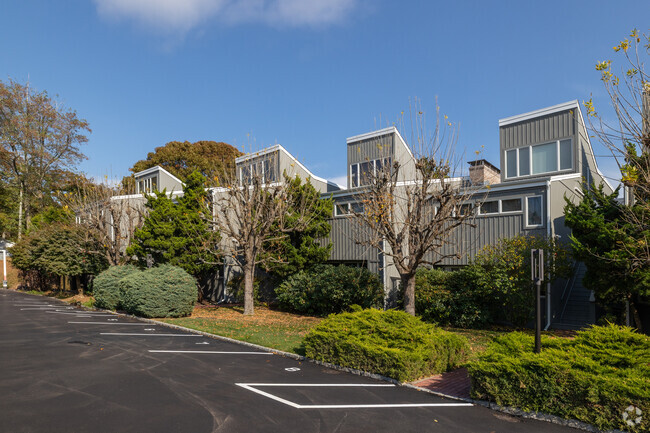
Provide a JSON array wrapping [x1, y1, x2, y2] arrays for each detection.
[[0, 79, 90, 239], [128, 140, 242, 187]]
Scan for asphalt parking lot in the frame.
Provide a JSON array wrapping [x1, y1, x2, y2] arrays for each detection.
[[0, 289, 581, 432]]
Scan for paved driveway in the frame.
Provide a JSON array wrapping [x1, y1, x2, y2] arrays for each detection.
[[0, 289, 580, 432]]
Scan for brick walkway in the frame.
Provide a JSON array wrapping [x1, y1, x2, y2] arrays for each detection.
[[412, 367, 471, 399]]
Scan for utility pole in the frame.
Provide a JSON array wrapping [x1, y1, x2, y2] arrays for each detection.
[[531, 249, 544, 353]]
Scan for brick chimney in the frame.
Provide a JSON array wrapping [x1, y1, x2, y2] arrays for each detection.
[[468, 159, 501, 185]]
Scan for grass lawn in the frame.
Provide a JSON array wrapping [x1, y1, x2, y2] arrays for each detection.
[[160, 305, 322, 355]]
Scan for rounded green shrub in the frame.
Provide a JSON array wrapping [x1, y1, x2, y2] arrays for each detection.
[[120, 264, 197, 318], [93, 265, 140, 310], [303, 309, 470, 382], [468, 324, 650, 432], [414, 266, 491, 328], [275, 264, 383, 315]]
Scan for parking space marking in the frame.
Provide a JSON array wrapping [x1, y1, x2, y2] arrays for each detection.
[[235, 383, 474, 410], [99, 333, 202, 337], [46, 311, 110, 316], [68, 321, 151, 325], [148, 350, 273, 355], [20, 307, 58, 310]]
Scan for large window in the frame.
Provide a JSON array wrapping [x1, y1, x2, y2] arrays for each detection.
[[350, 157, 392, 188], [505, 139, 572, 178], [334, 202, 364, 217], [137, 176, 158, 193], [239, 157, 277, 185]]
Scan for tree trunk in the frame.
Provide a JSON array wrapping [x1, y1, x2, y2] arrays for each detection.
[[243, 263, 255, 316], [402, 274, 416, 316], [17, 185, 24, 240], [76, 275, 83, 296], [629, 296, 643, 333]]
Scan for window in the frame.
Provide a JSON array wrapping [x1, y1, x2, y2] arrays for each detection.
[[532, 142, 557, 174], [349, 157, 392, 187], [519, 147, 530, 176], [506, 150, 517, 178], [350, 164, 358, 188], [526, 196, 543, 227], [335, 204, 350, 216], [479, 201, 499, 214], [350, 202, 364, 213], [501, 198, 522, 213], [239, 157, 277, 185], [505, 139, 572, 178], [559, 139, 572, 170]]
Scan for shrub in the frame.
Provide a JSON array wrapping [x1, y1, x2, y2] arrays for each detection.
[[303, 309, 470, 382], [119, 264, 198, 318], [414, 266, 491, 328], [275, 264, 384, 315], [468, 324, 650, 432], [93, 265, 140, 310]]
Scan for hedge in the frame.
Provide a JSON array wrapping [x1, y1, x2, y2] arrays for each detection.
[[303, 309, 470, 382], [468, 324, 650, 432], [120, 264, 198, 318], [93, 265, 140, 310], [275, 264, 383, 315]]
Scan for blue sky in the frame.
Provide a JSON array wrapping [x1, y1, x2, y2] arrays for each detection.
[[1, 1, 648, 187]]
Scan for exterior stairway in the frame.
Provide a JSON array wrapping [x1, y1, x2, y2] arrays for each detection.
[[553, 262, 595, 330]]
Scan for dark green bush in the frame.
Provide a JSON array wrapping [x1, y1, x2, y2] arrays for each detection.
[[468, 324, 650, 431], [93, 265, 140, 310], [120, 264, 197, 318], [414, 266, 491, 328], [303, 309, 470, 382], [275, 264, 383, 315]]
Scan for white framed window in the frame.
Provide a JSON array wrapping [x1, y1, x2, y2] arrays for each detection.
[[477, 198, 523, 216], [505, 139, 572, 179], [525, 196, 544, 227], [349, 157, 392, 188], [334, 202, 364, 217]]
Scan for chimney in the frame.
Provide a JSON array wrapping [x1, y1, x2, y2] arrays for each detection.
[[468, 159, 501, 185]]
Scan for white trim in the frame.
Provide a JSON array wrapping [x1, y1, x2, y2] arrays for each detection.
[[549, 172, 582, 182], [499, 100, 580, 127], [346, 126, 397, 144]]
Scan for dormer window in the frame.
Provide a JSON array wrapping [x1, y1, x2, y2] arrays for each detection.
[[137, 176, 158, 193], [505, 139, 572, 179], [349, 157, 392, 188]]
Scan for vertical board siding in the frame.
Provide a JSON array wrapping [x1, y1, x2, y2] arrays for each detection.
[[500, 109, 576, 150], [347, 134, 394, 166], [327, 217, 380, 273]]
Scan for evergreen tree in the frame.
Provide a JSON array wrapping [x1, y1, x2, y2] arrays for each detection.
[[127, 171, 219, 279], [263, 174, 333, 279]]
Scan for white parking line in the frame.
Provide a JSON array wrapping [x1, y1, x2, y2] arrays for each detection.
[[99, 333, 201, 337], [235, 383, 473, 409], [68, 322, 150, 325], [148, 350, 273, 355], [20, 307, 58, 310], [46, 311, 110, 316]]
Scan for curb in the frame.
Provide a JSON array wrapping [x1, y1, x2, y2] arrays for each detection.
[[16, 291, 621, 433]]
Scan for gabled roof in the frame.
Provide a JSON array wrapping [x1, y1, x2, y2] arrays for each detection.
[[236, 144, 343, 190], [346, 126, 415, 160], [133, 165, 184, 186]]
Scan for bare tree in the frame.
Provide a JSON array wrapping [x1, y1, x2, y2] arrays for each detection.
[[212, 152, 326, 315], [353, 101, 481, 315], [0, 79, 90, 239], [61, 175, 143, 266]]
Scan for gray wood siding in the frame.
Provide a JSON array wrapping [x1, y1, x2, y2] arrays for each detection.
[[347, 134, 394, 166], [159, 170, 183, 192], [500, 110, 576, 150], [327, 217, 380, 274]]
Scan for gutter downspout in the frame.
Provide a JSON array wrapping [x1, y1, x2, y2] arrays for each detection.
[[544, 179, 552, 330]]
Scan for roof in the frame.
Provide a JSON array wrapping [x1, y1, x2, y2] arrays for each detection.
[[498, 100, 580, 127], [133, 165, 184, 186]]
